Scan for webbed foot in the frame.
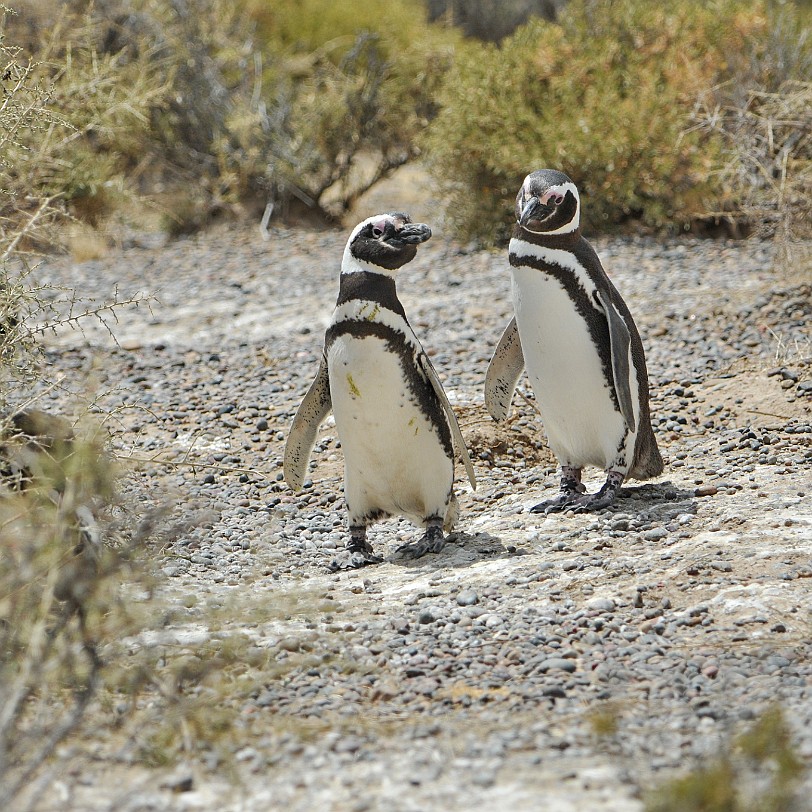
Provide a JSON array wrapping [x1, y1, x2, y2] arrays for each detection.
[[396, 523, 445, 559], [530, 492, 581, 513], [530, 466, 586, 513], [531, 470, 624, 514], [327, 530, 382, 572]]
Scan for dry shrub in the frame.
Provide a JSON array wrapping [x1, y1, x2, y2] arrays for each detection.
[[4, 0, 459, 233], [0, 3, 169, 247], [215, 0, 458, 221], [424, 0, 812, 243], [695, 81, 812, 244], [0, 412, 156, 811], [0, 10, 169, 807]]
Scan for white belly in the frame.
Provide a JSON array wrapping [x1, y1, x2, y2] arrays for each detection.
[[328, 335, 453, 525], [512, 267, 625, 469]]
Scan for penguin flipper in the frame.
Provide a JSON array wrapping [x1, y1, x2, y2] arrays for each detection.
[[484, 317, 525, 421], [418, 353, 477, 491], [283, 354, 332, 490], [595, 290, 636, 433]]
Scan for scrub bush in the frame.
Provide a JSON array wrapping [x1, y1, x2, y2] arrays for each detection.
[[424, 0, 812, 243]]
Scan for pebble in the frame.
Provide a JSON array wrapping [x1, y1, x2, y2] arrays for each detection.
[[587, 598, 616, 613], [539, 657, 577, 674], [456, 590, 479, 606]]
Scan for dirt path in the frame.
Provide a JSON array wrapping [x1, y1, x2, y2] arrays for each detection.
[[24, 215, 812, 811]]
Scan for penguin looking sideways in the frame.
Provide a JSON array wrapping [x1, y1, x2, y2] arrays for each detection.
[[284, 212, 476, 569], [485, 169, 663, 512]]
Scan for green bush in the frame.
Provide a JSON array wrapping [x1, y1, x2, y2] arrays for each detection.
[[424, 0, 812, 243]]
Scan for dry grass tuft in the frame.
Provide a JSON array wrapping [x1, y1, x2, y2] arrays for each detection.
[[696, 81, 812, 247]]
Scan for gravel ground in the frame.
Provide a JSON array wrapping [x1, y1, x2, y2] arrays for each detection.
[[26, 214, 812, 811]]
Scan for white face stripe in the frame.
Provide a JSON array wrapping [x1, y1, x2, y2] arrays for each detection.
[[340, 251, 399, 277], [346, 213, 391, 243], [509, 237, 596, 298]]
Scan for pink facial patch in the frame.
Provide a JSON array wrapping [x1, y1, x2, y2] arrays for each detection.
[[540, 187, 566, 206], [372, 217, 390, 235]]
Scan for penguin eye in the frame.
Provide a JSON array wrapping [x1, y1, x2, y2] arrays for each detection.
[[552, 194, 565, 205], [372, 226, 383, 238]]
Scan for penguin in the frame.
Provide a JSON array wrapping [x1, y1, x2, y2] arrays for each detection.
[[284, 212, 476, 569], [485, 169, 663, 512]]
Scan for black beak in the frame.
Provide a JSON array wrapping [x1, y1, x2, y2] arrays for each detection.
[[519, 197, 548, 226], [394, 222, 432, 245]]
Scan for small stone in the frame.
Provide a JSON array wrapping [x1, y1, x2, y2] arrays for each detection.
[[160, 773, 194, 793], [333, 735, 364, 754], [255, 690, 276, 707], [643, 527, 668, 542], [278, 636, 305, 652], [455, 590, 479, 606], [372, 681, 399, 701], [540, 657, 577, 673], [587, 597, 616, 613], [418, 608, 437, 625], [695, 485, 718, 497]]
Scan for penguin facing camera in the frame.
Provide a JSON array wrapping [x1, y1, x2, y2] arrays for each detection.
[[284, 212, 476, 570], [486, 169, 663, 512]]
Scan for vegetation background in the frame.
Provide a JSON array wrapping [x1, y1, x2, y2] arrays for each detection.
[[0, 0, 810, 809], [2, 0, 810, 248]]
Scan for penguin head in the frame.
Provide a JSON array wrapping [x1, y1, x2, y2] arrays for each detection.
[[515, 169, 580, 236], [344, 212, 432, 273]]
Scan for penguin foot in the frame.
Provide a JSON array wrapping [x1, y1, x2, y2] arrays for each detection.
[[531, 466, 587, 513], [570, 471, 624, 512], [530, 491, 583, 514], [396, 524, 445, 559], [327, 535, 382, 572], [568, 489, 619, 512], [532, 470, 624, 514]]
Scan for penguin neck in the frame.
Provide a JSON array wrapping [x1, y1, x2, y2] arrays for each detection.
[[336, 268, 404, 316], [513, 225, 581, 251]]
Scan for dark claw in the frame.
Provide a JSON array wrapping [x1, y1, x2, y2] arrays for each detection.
[[532, 471, 623, 515]]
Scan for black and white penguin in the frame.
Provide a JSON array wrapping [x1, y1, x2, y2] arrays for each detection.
[[485, 169, 663, 512], [284, 212, 476, 568]]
